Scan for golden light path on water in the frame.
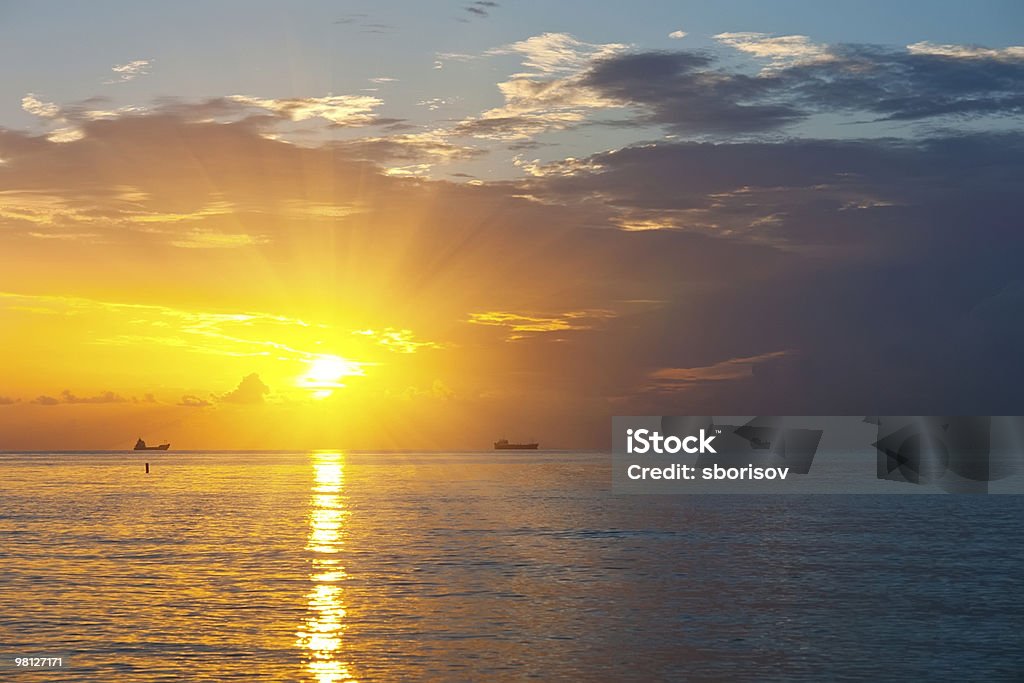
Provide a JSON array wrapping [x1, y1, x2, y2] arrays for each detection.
[[296, 451, 357, 682]]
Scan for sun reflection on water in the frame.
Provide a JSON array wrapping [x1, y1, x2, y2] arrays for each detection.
[[296, 451, 357, 682]]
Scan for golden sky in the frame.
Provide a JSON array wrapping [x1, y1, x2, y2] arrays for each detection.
[[0, 118, 642, 448], [3, 4, 1024, 448]]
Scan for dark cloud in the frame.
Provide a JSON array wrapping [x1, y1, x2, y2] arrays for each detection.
[[511, 131, 1024, 415], [464, 1, 499, 18], [567, 43, 1024, 134], [524, 133, 1024, 235], [220, 373, 270, 405], [29, 390, 127, 405], [451, 38, 1024, 141], [0, 396, 20, 405], [786, 44, 1024, 122], [178, 395, 212, 408], [61, 390, 128, 404], [582, 51, 802, 133]]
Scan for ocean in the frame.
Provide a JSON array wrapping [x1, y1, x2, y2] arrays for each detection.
[[1, 451, 1022, 681]]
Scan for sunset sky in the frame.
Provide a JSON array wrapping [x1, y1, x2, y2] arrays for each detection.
[[2, 1, 1023, 449]]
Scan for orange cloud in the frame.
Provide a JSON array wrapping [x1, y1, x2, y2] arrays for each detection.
[[649, 351, 796, 385]]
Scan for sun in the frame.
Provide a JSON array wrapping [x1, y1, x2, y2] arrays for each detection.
[[298, 355, 364, 399]]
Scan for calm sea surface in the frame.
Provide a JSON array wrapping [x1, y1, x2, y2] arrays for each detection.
[[1, 451, 1022, 681]]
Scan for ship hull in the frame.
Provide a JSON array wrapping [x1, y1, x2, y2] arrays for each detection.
[[494, 443, 539, 450], [134, 444, 170, 451]]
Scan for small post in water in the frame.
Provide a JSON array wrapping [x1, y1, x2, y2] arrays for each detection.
[[145, 462, 150, 474]]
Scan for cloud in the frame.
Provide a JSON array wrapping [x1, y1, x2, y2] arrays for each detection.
[[359, 23, 394, 34], [0, 291, 333, 365], [0, 191, 263, 246], [168, 229, 267, 249], [107, 59, 152, 83], [46, 127, 86, 143], [333, 13, 367, 25], [331, 129, 483, 164], [19, 96, 85, 142], [487, 32, 628, 75], [11, 93, 405, 151], [459, 33, 809, 139], [786, 43, 1024, 122], [463, 34, 1024, 140], [220, 373, 270, 404], [60, 389, 128, 404], [464, 1, 498, 18], [649, 350, 796, 385], [907, 42, 1024, 61], [506, 131, 1024, 415], [30, 390, 127, 405], [455, 111, 589, 141], [522, 134, 1024, 241], [613, 40, 1024, 131], [333, 14, 395, 33], [178, 395, 212, 407], [126, 199, 235, 224], [401, 379, 456, 401], [711, 34, 1024, 124], [0, 112, 399, 244], [417, 97, 452, 111], [468, 309, 618, 339], [668, 30, 688, 40], [714, 32, 833, 69], [352, 328, 444, 353], [21, 93, 61, 119], [431, 379, 455, 400], [454, 33, 630, 139], [433, 51, 475, 70], [0, 396, 20, 405], [228, 94, 383, 126], [5, 96, 1024, 432], [580, 51, 802, 133]]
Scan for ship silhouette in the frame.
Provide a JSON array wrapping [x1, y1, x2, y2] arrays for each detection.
[[134, 437, 170, 451], [494, 438, 539, 450]]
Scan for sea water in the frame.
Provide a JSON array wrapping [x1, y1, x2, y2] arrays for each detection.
[[1, 451, 1022, 681]]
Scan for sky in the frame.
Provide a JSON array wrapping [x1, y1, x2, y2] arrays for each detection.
[[1, 1, 1023, 449]]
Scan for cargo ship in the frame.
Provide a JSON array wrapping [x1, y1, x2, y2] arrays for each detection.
[[494, 439, 539, 450], [134, 438, 170, 451]]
